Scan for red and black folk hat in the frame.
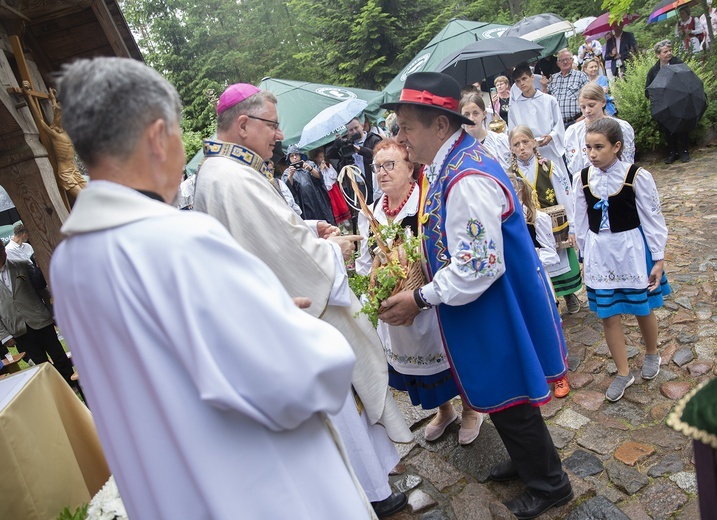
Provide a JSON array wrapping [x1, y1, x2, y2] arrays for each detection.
[[381, 72, 474, 126]]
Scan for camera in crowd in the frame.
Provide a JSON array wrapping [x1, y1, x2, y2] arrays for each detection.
[[290, 160, 304, 170], [337, 134, 360, 160]]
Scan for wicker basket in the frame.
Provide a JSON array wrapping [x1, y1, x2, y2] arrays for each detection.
[[368, 240, 426, 298], [337, 164, 426, 301]]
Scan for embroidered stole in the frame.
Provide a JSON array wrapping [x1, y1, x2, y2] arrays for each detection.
[[202, 139, 285, 200]]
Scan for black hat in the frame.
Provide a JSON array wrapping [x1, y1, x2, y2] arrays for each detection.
[[380, 72, 474, 126]]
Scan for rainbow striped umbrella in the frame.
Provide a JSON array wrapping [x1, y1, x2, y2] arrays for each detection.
[[647, 0, 701, 24]]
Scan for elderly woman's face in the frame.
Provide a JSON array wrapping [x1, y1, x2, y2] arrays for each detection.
[[495, 80, 509, 93], [373, 147, 413, 198], [658, 45, 673, 62], [585, 61, 599, 77]]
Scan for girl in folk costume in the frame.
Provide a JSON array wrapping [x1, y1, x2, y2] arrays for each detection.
[[459, 92, 511, 172], [508, 174, 560, 274], [574, 118, 671, 402], [356, 140, 484, 447], [509, 126, 582, 310], [509, 125, 581, 399], [565, 83, 635, 177], [311, 148, 352, 227], [676, 6, 705, 53]]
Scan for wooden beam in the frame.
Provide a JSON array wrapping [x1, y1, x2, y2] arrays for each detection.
[[0, 3, 30, 22], [90, 0, 131, 58]]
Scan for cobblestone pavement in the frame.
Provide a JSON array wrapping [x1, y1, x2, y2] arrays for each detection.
[[385, 143, 717, 519]]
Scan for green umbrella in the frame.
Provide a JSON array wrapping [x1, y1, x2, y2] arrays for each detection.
[[383, 19, 509, 100], [258, 77, 388, 151], [533, 33, 569, 58], [185, 78, 388, 172]]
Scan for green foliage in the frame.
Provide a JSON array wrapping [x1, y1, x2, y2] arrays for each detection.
[[612, 51, 717, 153], [356, 223, 424, 327], [288, 0, 448, 89], [120, 0, 717, 155], [56, 504, 88, 520], [611, 53, 662, 152], [348, 272, 370, 300], [180, 119, 205, 163], [602, 0, 633, 21]]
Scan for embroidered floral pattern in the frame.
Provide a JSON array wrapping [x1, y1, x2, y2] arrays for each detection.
[[650, 189, 662, 215], [384, 347, 447, 367], [545, 188, 556, 204], [586, 270, 645, 285], [455, 219, 502, 277], [558, 174, 571, 196]]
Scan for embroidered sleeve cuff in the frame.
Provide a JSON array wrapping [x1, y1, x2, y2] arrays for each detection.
[[420, 282, 441, 306], [651, 252, 665, 261]]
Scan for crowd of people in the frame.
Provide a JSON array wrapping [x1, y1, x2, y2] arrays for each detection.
[[16, 12, 702, 515]]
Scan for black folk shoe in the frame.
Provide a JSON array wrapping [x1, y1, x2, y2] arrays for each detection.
[[489, 459, 520, 482], [371, 491, 407, 518], [503, 485, 574, 519], [665, 152, 679, 164]]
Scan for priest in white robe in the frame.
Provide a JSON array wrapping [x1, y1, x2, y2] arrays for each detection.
[[193, 84, 412, 517], [50, 57, 374, 520]]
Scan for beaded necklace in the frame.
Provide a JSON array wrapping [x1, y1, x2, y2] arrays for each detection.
[[383, 182, 416, 218]]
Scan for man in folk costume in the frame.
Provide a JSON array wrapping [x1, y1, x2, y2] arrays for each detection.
[[193, 84, 412, 518], [51, 57, 373, 520], [378, 72, 573, 520]]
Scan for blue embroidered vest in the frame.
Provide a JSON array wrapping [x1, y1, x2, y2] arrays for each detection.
[[422, 133, 568, 413]]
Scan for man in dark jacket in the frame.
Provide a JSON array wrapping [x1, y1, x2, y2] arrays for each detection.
[[604, 25, 638, 78]]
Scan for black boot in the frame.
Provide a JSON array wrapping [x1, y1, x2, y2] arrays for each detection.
[[665, 132, 678, 164], [681, 149, 690, 162]]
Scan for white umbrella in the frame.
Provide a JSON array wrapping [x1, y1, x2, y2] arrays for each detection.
[[297, 98, 368, 149], [0, 186, 15, 212], [569, 16, 598, 37], [521, 20, 575, 41]]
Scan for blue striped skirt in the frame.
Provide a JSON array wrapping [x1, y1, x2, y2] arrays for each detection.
[[587, 243, 671, 318], [388, 364, 460, 410]]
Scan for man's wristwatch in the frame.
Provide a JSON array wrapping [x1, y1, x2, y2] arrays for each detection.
[[413, 288, 432, 310]]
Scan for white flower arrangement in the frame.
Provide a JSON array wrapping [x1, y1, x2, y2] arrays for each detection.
[[85, 476, 127, 520]]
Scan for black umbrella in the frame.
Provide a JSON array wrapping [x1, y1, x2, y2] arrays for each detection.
[[436, 37, 543, 86], [647, 63, 706, 134]]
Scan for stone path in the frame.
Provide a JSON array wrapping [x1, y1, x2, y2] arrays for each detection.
[[385, 143, 717, 519]]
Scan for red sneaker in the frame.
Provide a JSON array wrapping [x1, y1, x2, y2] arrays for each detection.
[[554, 377, 570, 398]]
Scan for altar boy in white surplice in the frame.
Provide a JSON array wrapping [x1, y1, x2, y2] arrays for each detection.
[[51, 57, 375, 520], [508, 62, 570, 182]]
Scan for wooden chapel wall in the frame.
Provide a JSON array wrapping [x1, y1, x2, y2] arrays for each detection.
[[0, 26, 70, 281]]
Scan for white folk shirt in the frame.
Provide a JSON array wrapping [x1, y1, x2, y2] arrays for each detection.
[[564, 118, 636, 176], [532, 208, 560, 268], [481, 130, 512, 172], [356, 188, 450, 376], [508, 88, 570, 181], [573, 160, 668, 290], [420, 130, 509, 307], [51, 181, 372, 520]]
